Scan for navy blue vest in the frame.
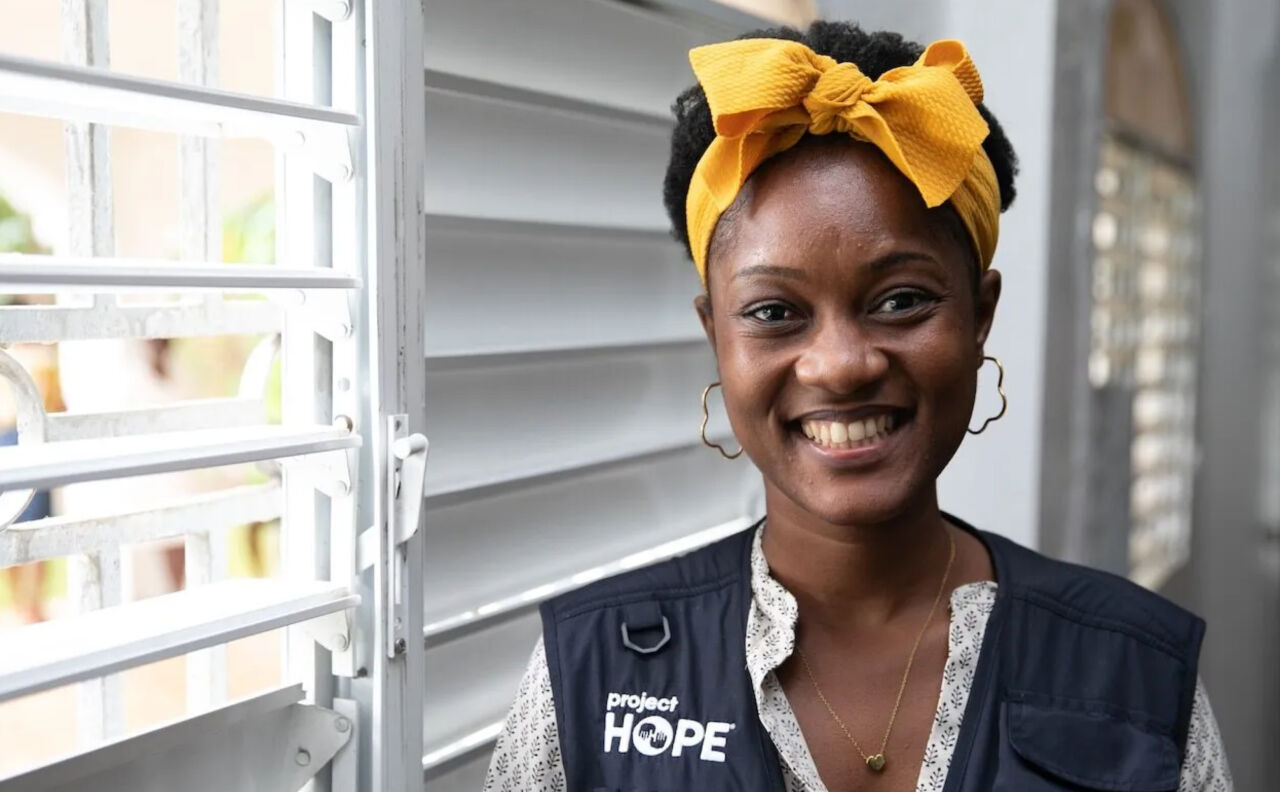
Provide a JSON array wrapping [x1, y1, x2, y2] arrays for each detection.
[[540, 517, 1205, 791]]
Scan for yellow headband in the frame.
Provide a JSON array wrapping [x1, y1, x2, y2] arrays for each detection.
[[685, 38, 1001, 284]]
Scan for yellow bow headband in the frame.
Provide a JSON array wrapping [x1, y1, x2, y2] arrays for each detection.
[[685, 38, 1001, 284]]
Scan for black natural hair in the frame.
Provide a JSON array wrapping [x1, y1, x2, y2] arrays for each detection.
[[662, 20, 1019, 271]]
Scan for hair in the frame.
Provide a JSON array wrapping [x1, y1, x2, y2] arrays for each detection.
[[661, 20, 1019, 270]]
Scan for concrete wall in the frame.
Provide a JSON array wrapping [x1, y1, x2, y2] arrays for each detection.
[[1159, 0, 1280, 787], [819, 0, 1059, 550]]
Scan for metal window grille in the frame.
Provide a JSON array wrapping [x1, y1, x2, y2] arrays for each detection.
[[1089, 131, 1200, 590], [0, 1, 428, 790]]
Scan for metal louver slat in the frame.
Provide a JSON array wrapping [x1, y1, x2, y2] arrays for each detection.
[[0, 579, 358, 703], [0, 254, 362, 291], [0, 425, 358, 491], [419, 2, 768, 785], [0, 52, 358, 140]]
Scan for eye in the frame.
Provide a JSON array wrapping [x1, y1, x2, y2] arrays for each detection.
[[745, 303, 796, 323], [872, 288, 937, 315]]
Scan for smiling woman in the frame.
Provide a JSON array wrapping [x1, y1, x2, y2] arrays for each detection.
[[484, 20, 1231, 792]]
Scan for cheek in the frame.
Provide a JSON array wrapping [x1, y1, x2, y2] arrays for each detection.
[[713, 333, 788, 437]]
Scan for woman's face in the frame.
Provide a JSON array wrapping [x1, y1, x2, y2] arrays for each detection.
[[696, 138, 1001, 526]]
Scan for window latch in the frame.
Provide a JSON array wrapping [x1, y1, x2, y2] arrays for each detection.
[[385, 414, 428, 657]]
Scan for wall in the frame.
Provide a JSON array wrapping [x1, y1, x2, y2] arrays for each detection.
[[819, 0, 1059, 549], [1159, 0, 1280, 786]]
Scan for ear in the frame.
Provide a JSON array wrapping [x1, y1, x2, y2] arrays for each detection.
[[695, 292, 717, 352], [974, 268, 1002, 354]]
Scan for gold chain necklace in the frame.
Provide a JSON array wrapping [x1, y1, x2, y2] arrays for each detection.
[[796, 529, 956, 773]]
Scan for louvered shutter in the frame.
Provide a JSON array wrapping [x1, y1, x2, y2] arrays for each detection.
[[417, 1, 768, 787], [0, 1, 428, 790]]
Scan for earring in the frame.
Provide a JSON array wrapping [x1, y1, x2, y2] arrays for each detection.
[[700, 382, 743, 459], [967, 356, 1007, 435]]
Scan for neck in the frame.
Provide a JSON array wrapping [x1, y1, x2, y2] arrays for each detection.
[[760, 484, 953, 632]]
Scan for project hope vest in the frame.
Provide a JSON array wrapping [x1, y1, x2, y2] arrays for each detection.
[[540, 517, 1205, 791]]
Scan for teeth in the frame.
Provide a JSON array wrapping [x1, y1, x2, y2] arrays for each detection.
[[800, 414, 900, 449]]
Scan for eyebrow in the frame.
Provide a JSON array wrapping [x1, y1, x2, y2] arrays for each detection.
[[730, 251, 941, 283]]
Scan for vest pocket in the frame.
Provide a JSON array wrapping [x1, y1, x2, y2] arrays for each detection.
[[1002, 700, 1180, 791]]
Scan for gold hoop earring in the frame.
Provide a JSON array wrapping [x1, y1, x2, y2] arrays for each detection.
[[967, 355, 1007, 435], [700, 381, 743, 460]]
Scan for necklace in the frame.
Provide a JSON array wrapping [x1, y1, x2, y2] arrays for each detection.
[[796, 529, 956, 773]]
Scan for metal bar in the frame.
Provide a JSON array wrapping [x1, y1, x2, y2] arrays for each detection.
[[424, 431, 736, 505], [179, 0, 228, 713], [0, 483, 282, 566], [61, 0, 121, 746], [328, 0, 361, 680], [0, 52, 360, 141], [424, 334, 704, 369], [425, 212, 672, 245], [361, 0, 428, 785], [278, 0, 334, 709], [423, 516, 755, 645], [422, 720, 504, 779], [424, 68, 671, 132], [0, 300, 282, 343], [46, 397, 266, 441], [0, 254, 361, 290], [0, 424, 359, 491], [0, 579, 359, 703]]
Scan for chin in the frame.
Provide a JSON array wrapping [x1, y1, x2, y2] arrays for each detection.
[[785, 481, 922, 528]]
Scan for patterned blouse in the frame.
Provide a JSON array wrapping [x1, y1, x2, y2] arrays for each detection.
[[484, 526, 1233, 791]]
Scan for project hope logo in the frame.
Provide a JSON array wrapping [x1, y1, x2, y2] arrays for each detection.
[[602, 691, 735, 762]]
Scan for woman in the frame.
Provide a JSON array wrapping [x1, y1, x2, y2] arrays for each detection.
[[484, 21, 1230, 791]]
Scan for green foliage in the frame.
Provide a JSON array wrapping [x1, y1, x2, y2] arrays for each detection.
[[0, 194, 47, 255], [222, 194, 275, 264]]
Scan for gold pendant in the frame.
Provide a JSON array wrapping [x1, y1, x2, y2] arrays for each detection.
[[866, 754, 887, 772]]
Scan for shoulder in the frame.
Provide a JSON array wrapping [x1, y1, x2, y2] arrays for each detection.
[[541, 523, 758, 622], [981, 528, 1204, 657]]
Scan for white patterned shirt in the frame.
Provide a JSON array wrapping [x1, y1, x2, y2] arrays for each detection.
[[484, 527, 1232, 791]]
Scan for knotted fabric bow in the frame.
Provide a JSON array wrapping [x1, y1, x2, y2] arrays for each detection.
[[685, 38, 1001, 284]]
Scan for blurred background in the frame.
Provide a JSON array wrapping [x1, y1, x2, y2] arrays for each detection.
[[0, 0, 1276, 789]]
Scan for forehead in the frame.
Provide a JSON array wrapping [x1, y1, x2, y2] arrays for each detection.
[[708, 138, 962, 279]]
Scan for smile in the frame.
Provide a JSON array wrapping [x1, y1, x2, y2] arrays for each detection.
[[799, 412, 903, 451]]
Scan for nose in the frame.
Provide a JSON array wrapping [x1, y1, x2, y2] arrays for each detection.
[[793, 318, 889, 396]]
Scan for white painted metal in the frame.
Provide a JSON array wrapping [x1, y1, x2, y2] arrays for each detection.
[[359, 0, 429, 786], [60, 0, 123, 746], [331, 698, 360, 792], [384, 418, 428, 657], [46, 397, 267, 441], [178, 0, 229, 714], [0, 349, 44, 526], [0, 424, 358, 491], [0, 299, 283, 342], [422, 720, 503, 778], [0, 52, 359, 145], [423, 516, 755, 644], [0, 685, 353, 792], [0, 579, 359, 703], [0, 484, 282, 566], [328, 0, 366, 682], [0, 254, 362, 290], [416, 3, 768, 783]]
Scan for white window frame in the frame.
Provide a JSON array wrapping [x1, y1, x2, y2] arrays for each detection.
[[0, 1, 427, 790]]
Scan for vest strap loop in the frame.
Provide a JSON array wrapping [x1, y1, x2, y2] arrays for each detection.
[[619, 601, 671, 655]]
